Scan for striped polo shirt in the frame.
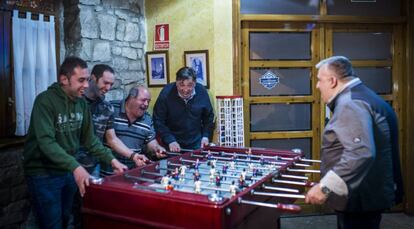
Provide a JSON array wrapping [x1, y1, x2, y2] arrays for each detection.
[[100, 99, 155, 176]]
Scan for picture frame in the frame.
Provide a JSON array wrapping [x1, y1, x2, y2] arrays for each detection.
[[145, 50, 169, 87], [184, 50, 209, 88]]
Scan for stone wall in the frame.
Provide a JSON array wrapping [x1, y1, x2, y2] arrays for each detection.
[[62, 0, 147, 100], [0, 145, 30, 228]]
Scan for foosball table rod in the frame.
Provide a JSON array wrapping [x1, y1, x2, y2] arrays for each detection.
[[272, 178, 316, 187], [287, 168, 320, 173], [261, 184, 301, 193], [280, 174, 309, 180], [191, 152, 289, 166], [250, 190, 306, 199], [237, 198, 301, 213]]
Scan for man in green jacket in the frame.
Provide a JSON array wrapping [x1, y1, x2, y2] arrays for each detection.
[[23, 56, 127, 229]]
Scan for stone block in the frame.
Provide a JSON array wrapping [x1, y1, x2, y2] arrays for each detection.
[[102, 0, 129, 9], [137, 48, 143, 59], [112, 57, 129, 71], [105, 89, 124, 101], [80, 0, 100, 6], [119, 71, 141, 84], [114, 9, 130, 20], [0, 148, 22, 168], [130, 42, 143, 49], [95, 5, 103, 12], [0, 165, 23, 187], [4, 199, 29, 213], [10, 185, 29, 202], [128, 60, 141, 71], [122, 47, 137, 60], [112, 79, 122, 89], [79, 38, 92, 61], [98, 14, 117, 40], [111, 46, 122, 56], [116, 20, 126, 41], [129, 0, 143, 14], [139, 21, 146, 43], [124, 22, 139, 42], [0, 188, 11, 206], [92, 42, 111, 62], [80, 6, 98, 39]]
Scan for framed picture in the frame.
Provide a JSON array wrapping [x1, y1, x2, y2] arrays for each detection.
[[145, 50, 169, 87], [184, 50, 209, 88]]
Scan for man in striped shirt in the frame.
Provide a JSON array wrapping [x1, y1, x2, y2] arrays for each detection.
[[101, 85, 166, 176]]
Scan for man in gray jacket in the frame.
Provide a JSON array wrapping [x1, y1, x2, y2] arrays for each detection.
[[305, 56, 403, 229]]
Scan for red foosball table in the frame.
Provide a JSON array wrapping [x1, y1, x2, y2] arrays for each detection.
[[83, 146, 319, 228]]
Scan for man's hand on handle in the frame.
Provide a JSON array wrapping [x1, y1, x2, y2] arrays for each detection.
[[132, 154, 149, 167], [305, 183, 327, 205], [111, 159, 128, 174], [169, 141, 181, 152], [155, 145, 167, 159]]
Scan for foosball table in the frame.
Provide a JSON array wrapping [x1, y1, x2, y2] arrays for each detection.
[[83, 146, 319, 228]]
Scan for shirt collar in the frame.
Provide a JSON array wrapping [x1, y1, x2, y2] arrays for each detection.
[[327, 78, 361, 104], [178, 88, 196, 103]]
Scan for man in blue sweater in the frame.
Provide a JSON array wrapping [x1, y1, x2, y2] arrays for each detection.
[[153, 67, 214, 152]]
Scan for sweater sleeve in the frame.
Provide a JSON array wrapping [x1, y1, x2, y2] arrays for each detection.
[[153, 92, 177, 145], [329, 101, 375, 191], [81, 103, 114, 165], [33, 97, 80, 172]]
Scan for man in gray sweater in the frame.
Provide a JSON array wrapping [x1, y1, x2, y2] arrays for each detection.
[[305, 56, 403, 229]]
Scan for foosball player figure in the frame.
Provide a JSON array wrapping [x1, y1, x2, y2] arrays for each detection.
[[215, 172, 222, 187], [246, 148, 252, 161], [252, 167, 261, 177], [222, 162, 228, 180], [193, 169, 201, 182], [229, 181, 237, 196], [194, 178, 202, 194], [194, 158, 200, 170], [238, 175, 245, 189], [179, 163, 187, 181], [259, 154, 265, 165], [241, 168, 247, 180], [209, 165, 216, 184], [207, 150, 213, 160], [229, 160, 235, 170], [166, 181, 174, 191], [211, 159, 217, 168], [248, 162, 254, 171], [172, 167, 180, 181], [161, 174, 170, 188]]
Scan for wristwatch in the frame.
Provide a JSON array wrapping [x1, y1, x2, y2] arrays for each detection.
[[320, 184, 332, 195]]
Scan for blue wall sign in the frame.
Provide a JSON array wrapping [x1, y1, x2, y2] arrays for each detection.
[[259, 71, 279, 90]]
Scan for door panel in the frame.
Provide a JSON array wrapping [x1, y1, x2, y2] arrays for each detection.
[[242, 22, 400, 163], [242, 22, 321, 160]]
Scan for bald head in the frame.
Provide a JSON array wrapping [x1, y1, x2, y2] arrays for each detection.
[[126, 85, 151, 119]]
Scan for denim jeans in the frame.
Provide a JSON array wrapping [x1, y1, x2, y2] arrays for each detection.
[[26, 173, 78, 229]]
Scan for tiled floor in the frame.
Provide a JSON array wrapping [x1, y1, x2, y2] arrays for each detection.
[[280, 213, 414, 229]]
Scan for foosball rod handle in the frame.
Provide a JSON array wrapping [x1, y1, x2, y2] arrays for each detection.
[[237, 198, 301, 213]]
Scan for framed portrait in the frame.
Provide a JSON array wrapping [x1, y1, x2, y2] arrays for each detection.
[[145, 50, 169, 87], [184, 50, 209, 88]]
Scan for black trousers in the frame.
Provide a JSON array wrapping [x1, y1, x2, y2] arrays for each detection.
[[337, 211, 382, 229]]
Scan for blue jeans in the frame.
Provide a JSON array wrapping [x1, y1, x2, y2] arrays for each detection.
[[26, 173, 78, 229]]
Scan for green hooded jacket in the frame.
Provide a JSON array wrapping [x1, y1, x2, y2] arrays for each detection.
[[23, 83, 114, 175]]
